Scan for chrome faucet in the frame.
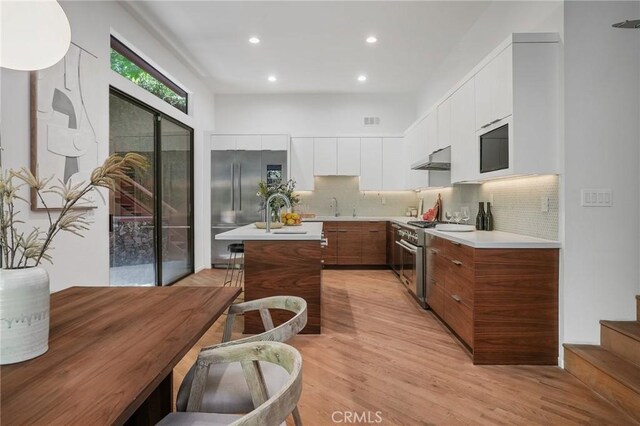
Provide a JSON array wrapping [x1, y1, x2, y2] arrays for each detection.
[[266, 193, 292, 233], [331, 197, 339, 217]]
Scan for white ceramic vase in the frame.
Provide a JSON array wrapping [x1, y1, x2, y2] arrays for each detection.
[[0, 267, 50, 364]]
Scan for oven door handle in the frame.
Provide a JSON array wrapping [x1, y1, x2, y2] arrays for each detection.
[[395, 240, 418, 254]]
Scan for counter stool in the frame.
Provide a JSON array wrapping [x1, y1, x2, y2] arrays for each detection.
[[223, 243, 244, 289]]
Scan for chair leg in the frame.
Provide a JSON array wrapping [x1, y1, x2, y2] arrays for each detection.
[[292, 406, 303, 426], [223, 252, 233, 287]]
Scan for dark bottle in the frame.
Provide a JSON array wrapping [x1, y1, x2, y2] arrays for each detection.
[[484, 202, 494, 231], [476, 202, 485, 230]]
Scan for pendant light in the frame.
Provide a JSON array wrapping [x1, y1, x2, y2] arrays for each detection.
[[0, 0, 71, 71]]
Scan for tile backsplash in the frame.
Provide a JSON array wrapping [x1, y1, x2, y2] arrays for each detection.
[[419, 175, 559, 240], [294, 176, 417, 217], [294, 175, 559, 240]]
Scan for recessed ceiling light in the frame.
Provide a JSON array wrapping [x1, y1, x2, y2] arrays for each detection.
[[249, 37, 260, 44], [268, 75, 277, 82], [366, 36, 377, 44], [357, 75, 367, 82]]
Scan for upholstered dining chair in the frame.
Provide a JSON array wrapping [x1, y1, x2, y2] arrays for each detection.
[[176, 296, 307, 425], [159, 341, 302, 426]]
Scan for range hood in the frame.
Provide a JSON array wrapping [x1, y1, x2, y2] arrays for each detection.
[[410, 146, 451, 171]]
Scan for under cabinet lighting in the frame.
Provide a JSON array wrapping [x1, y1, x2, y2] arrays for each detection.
[[357, 75, 367, 82], [268, 75, 277, 82], [366, 36, 378, 44], [249, 37, 260, 44]]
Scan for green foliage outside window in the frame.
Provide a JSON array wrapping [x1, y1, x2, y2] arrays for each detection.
[[110, 49, 187, 113]]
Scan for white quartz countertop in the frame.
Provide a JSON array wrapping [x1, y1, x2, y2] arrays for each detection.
[[424, 229, 561, 249], [215, 222, 323, 241]]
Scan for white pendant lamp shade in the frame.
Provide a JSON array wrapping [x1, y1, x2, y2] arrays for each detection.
[[0, 0, 71, 71]]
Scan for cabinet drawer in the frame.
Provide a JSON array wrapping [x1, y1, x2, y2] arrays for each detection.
[[442, 239, 475, 267], [446, 271, 474, 307], [427, 280, 445, 318], [445, 294, 473, 347], [362, 222, 386, 265]]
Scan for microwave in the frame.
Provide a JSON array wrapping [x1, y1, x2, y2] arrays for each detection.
[[479, 117, 511, 174]]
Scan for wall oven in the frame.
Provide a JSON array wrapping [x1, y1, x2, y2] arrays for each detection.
[[395, 227, 425, 308]]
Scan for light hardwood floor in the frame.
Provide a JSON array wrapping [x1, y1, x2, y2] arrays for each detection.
[[174, 268, 635, 425]]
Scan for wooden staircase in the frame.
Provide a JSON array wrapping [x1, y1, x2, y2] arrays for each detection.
[[564, 295, 640, 424]]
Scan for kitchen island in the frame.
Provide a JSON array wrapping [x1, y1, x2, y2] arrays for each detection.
[[216, 222, 323, 334]]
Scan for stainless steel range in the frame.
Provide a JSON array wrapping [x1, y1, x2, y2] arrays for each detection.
[[395, 224, 428, 308]]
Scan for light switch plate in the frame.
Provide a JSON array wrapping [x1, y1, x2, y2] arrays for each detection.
[[581, 189, 612, 207]]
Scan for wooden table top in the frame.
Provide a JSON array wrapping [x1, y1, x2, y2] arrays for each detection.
[[0, 286, 240, 426]]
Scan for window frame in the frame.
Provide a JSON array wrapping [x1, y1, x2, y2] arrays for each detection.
[[110, 36, 188, 114]]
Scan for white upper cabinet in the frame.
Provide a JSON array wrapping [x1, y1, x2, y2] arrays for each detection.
[[424, 111, 438, 155], [261, 134, 289, 151], [359, 138, 383, 190], [211, 135, 236, 150], [437, 96, 452, 150], [313, 138, 337, 175], [290, 137, 314, 191], [336, 138, 361, 175], [405, 121, 428, 190], [382, 137, 406, 190], [450, 78, 478, 183], [210, 134, 288, 151], [235, 135, 262, 150], [475, 45, 513, 130]]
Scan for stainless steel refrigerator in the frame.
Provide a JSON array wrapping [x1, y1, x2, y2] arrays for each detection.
[[211, 150, 287, 266]]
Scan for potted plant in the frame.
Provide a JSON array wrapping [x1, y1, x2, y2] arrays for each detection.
[[0, 153, 146, 364], [256, 178, 300, 223]]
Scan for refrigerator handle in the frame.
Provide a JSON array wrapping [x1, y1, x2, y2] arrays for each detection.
[[231, 163, 235, 211], [238, 163, 242, 211]]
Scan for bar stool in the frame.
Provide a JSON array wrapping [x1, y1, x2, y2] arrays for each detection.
[[223, 243, 244, 289]]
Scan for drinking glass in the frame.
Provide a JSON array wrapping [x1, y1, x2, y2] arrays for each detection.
[[461, 206, 471, 224], [452, 211, 462, 223], [444, 211, 452, 222]]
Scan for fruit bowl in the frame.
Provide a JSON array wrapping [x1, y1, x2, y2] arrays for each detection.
[[280, 212, 302, 226], [254, 222, 284, 229]]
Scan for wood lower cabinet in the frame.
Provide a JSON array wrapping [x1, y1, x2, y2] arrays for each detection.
[[362, 222, 387, 265], [337, 222, 363, 265], [322, 221, 387, 266], [426, 233, 559, 365]]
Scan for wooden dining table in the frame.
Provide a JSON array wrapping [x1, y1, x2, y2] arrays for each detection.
[[0, 285, 241, 426]]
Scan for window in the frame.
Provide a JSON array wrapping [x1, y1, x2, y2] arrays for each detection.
[[110, 36, 188, 114]]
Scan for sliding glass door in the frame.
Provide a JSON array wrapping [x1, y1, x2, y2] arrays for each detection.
[[109, 89, 193, 286]]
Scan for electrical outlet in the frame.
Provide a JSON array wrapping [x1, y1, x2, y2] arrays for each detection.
[[581, 189, 612, 207], [540, 195, 549, 212]]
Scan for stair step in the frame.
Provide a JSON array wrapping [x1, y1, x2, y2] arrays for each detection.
[[564, 344, 640, 423], [601, 320, 640, 367]]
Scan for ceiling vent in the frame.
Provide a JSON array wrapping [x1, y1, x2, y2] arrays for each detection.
[[363, 116, 380, 126]]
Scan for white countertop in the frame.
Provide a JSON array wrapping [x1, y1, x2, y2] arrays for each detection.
[[424, 229, 561, 249], [215, 222, 323, 241]]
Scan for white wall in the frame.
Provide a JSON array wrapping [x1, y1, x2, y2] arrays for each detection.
[[214, 93, 415, 135], [416, 1, 563, 116], [562, 1, 640, 344], [1, 1, 216, 291]]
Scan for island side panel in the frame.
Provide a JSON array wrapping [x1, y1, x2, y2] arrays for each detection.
[[244, 240, 322, 334]]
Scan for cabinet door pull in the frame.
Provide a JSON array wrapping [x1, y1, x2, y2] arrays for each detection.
[[451, 294, 461, 302], [321, 238, 329, 248], [369, 230, 380, 232], [338, 230, 348, 233], [429, 248, 439, 255], [452, 260, 463, 266]]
